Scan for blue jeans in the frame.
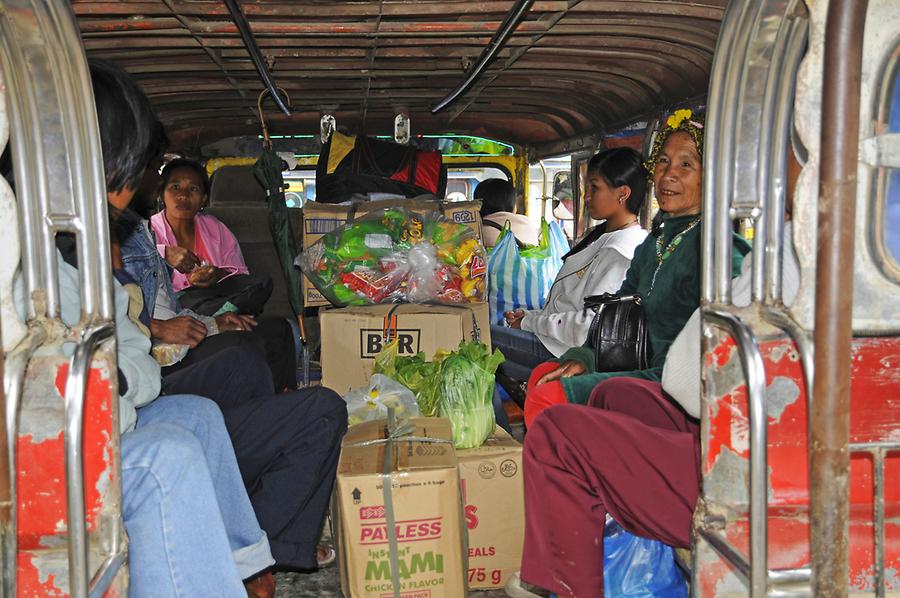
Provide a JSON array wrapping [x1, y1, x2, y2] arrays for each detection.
[[123, 395, 274, 597], [490, 324, 554, 382]]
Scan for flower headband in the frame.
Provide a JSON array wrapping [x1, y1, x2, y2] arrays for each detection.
[[645, 108, 705, 175]]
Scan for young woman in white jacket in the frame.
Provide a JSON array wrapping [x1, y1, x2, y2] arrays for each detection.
[[492, 147, 649, 382]]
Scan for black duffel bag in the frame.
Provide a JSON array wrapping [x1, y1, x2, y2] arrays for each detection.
[[584, 293, 651, 372]]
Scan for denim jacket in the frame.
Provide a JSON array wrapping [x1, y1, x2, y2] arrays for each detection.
[[117, 210, 218, 344], [117, 210, 181, 321]]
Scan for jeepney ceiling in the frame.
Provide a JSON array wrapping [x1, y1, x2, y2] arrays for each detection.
[[73, 0, 726, 154]]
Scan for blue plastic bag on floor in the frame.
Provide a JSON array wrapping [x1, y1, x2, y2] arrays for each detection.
[[603, 521, 688, 598]]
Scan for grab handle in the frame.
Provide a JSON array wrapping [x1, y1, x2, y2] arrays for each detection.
[[65, 323, 114, 598]]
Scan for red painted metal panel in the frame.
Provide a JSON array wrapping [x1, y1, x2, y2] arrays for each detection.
[[16, 357, 119, 597], [699, 335, 900, 593]]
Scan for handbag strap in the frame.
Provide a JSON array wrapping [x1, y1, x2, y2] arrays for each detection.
[[584, 292, 642, 310]]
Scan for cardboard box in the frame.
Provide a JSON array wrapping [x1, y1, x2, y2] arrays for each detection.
[[457, 427, 525, 589], [320, 302, 491, 394], [334, 417, 467, 598], [301, 199, 483, 306]]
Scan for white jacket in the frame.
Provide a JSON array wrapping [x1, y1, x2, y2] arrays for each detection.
[[520, 225, 648, 356]]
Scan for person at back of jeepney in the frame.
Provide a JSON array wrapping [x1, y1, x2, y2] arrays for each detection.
[[136, 157, 296, 391], [491, 148, 648, 382], [519, 110, 750, 429], [507, 127, 806, 598], [477, 178, 540, 248], [150, 158, 272, 313]]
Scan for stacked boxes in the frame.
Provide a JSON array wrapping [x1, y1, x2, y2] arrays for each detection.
[[457, 427, 525, 589], [334, 422, 526, 595], [334, 418, 467, 598]]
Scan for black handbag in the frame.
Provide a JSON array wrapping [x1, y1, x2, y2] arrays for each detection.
[[584, 293, 651, 372]]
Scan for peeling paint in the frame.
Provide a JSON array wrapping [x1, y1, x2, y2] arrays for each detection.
[[850, 564, 900, 592], [30, 549, 70, 595], [713, 566, 749, 597], [19, 355, 66, 442], [766, 376, 801, 421], [708, 447, 747, 505], [729, 408, 749, 455]]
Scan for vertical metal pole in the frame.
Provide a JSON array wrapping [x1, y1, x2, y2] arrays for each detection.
[[873, 449, 885, 598], [811, 0, 867, 595], [0, 346, 11, 598]]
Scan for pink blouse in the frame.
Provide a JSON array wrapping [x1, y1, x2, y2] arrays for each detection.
[[150, 211, 249, 292]]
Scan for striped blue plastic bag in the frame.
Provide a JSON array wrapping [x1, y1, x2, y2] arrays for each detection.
[[486, 218, 568, 325]]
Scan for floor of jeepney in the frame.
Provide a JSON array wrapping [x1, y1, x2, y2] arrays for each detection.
[[274, 568, 510, 597]]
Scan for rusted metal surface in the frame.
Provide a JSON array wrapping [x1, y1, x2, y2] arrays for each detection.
[[812, 0, 868, 595], [698, 331, 900, 596], [16, 354, 123, 597], [69, 0, 728, 153], [0, 326, 10, 597]]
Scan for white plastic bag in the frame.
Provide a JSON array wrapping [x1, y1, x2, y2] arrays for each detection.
[[342, 374, 422, 426]]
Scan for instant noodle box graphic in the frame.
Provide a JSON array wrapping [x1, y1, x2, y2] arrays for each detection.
[[334, 417, 467, 598]]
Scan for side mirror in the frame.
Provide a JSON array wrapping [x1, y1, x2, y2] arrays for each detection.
[[552, 172, 574, 220]]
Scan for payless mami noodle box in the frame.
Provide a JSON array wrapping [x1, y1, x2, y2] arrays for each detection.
[[334, 418, 467, 598]]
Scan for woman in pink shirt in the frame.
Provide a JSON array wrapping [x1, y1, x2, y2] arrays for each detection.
[[151, 159, 272, 316]]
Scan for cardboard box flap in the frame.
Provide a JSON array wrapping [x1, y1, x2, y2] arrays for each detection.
[[323, 302, 480, 318], [339, 417, 457, 476], [457, 425, 521, 458]]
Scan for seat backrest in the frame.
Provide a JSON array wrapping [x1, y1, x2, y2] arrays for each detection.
[[207, 165, 302, 319]]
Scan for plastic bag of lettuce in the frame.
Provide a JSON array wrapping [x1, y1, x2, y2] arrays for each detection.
[[373, 341, 445, 416], [373, 339, 505, 448], [437, 341, 505, 448]]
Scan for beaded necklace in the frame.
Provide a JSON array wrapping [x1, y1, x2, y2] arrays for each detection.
[[648, 215, 701, 294]]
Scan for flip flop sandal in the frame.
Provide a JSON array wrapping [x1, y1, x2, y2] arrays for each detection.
[[317, 545, 336, 568]]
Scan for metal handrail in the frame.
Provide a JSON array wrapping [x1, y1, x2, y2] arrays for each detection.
[[811, 1, 868, 592], [1, 2, 123, 595], [711, 0, 759, 306], [761, 306, 814, 407], [87, 551, 127, 598], [755, 0, 808, 304], [703, 308, 769, 597], [847, 441, 900, 598], [431, 0, 534, 114], [699, 527, 812, 593], [1, 327, 46, 598], [64, 323, 115, 598], [763, 3, 808, 305]]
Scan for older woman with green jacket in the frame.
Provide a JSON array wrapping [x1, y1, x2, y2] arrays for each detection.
[[522, 110, 750, 428]]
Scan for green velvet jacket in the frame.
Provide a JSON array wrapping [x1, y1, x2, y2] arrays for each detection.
[[558, 212, 751, 404]]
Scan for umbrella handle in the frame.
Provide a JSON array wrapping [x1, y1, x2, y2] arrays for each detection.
[[257, 87, 292, 148]]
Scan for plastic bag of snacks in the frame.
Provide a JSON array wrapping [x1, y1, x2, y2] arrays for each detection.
[[297, 207, 487, 306]]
